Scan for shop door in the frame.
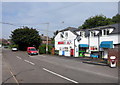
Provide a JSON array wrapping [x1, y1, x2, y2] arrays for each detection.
[[71, 49, 74, 56]]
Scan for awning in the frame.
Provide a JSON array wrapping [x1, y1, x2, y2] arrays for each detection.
[[79, 44, 89, 47], [100, 41, 113, 48]]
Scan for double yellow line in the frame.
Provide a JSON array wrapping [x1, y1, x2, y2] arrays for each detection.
[[2, 57, 19, 85]]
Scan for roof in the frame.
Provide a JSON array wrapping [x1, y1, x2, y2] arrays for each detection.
[[41, 36, 51, 41], [110, 23, 120, 34], [58, 23, 120, 37], [59, 27, 78, 36], [87, 23, 120, 35]]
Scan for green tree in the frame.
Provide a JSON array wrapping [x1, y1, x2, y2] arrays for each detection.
[[39, 44, 46, 54], [79, 15, 113, 29], [112, 14, 120, 23], [10, 27, 41, 50], [39, 44, 52, 54]]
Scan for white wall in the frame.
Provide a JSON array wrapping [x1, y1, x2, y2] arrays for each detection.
[[100, 34, 119, 45], [89, 37, 99, 50], [55, 30, 76, 56]]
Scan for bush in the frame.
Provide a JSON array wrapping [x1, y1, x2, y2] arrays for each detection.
[[39, 44, 46, 54], [39, 44, 53, 54], [9, 44, 18, 49], [48, 45, 52, 54]]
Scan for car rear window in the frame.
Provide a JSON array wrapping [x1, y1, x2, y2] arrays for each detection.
[[30, 48, 36, 51]]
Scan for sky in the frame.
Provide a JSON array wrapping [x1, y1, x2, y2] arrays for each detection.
[[2, 2, 118, 39]]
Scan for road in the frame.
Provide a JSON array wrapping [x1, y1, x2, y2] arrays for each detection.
[[1, 48, 119, 84]]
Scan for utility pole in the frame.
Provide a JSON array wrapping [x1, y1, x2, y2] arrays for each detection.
[[46, 23, 49, 54]]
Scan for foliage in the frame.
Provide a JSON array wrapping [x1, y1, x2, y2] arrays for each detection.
[[51, 40, 55, 44], [10, 27, 41, 51], [112, 14, 120, 23], [48, 45, 52, 54], [78, 14, 113, 29], [9, 44, 18, 49], [39, 44, 53, 54], [39, 44, 46, 54]]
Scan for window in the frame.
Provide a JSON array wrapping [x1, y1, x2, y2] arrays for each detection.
[[107, 30, 109, 35], [91, 31, 97, 37], [65, 32, 68, 37], [80, 32, 82, 36], [91, 31, 94, 37], [60, 34, 64, 38], [103, 29, 109, 36], [103, 30, 106, 35], [80, 31, 84, 37], [64, 47, 68, 52]]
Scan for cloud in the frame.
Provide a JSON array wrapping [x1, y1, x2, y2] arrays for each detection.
[[2, 2, 118, 39]]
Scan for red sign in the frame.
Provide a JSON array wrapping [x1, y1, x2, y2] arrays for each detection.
[[58, 42, 64, 44], [58, 41, 70, 44], [67, 41, 69, 44]]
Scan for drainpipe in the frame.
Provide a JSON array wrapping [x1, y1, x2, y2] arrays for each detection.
[[98, 32, 100, 58], [74, 36, 77, 57], [88, 36, 90, 53]]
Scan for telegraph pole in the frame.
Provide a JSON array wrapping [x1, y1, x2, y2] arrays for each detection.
[[46, 23, 49, 54]]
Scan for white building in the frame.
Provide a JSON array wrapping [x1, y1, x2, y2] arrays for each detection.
[[55, 23, 120, 59], [55, 27, 78, 56]]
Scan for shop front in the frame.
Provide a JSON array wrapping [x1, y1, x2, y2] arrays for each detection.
[[90, 46, 99, 58], [79, 44, 89, 57], [100, 41, 113, 59], [58, 41, 74, 56]]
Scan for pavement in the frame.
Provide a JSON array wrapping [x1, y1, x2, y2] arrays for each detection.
[[1, 48, 119, 84]]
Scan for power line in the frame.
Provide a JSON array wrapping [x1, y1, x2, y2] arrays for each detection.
[[0, 21, 55, 33]]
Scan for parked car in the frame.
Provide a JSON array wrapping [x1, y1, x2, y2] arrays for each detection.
[[4, 46, 8, 48], [12, 47, 18, 51], [0, 44, 2, 48], [27, 47, 38, 55]]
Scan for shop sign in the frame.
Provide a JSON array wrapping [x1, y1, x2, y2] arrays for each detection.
[[58, 41, 70, 45]]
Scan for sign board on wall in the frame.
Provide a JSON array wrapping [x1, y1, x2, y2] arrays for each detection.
[[58, 41, 70, 45]]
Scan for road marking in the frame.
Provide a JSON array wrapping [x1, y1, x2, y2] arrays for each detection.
[[24, 60, 35, 65], [16, 56, 22, 60], [24, 60, 29, 63], [29, 62, 35, 65], [3, 57, 19, 85], [43, 68, 78, 83]]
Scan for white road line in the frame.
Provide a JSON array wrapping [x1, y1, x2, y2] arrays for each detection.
[[24, 60, 35, 65], [29, 62, 35, 65], [43, 68, 78, 83], [24, 60, 29, 63], [16, 56, 22, 60]]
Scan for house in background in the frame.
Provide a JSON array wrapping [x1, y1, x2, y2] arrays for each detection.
[[40, 34, 52, 45], [0, 38, 10, 45]]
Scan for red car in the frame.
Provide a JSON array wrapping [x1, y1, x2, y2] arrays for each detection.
[[27, 47, 38, 55]]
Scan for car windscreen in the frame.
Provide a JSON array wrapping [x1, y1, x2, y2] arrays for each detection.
[[30, 48, 36, 51]]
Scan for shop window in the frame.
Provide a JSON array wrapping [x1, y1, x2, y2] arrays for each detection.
[[64, 47, 68, 52]]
